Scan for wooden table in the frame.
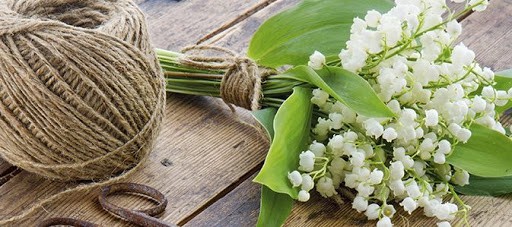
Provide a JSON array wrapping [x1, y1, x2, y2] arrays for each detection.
[[1, 0, 512, 226]]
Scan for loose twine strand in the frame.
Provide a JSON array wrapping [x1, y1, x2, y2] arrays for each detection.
[[179, 45, 275, 111], [0, 0, 165, 224]]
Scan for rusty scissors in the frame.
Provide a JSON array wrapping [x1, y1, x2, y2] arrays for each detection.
[[38, 183, 176, 227]]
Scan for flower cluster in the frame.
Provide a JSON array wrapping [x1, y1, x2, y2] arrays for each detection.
[[291, 0, 505, 226]]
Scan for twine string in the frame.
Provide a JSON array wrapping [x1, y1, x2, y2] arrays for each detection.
[[179, 45, 274, 111]]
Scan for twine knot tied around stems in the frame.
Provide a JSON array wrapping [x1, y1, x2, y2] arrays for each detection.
[[180, 45, 274, 111]]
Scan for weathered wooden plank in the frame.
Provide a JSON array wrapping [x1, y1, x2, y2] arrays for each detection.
[[203, 0, 299, 55], [0, 95, 269, 225], [184, 173, 261, 227], [138, 0, 262, 50], [188, 0, 512, 226], [459, 0, 512, 71]]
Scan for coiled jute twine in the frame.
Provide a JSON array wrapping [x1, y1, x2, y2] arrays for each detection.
[[0, 0, 165, 224]]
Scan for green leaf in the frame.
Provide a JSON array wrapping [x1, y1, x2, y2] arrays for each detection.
[[256, 186, 294, 227], [283, 66, 395, 118], [252, 109, 292, 227], [494, 69, 512, 114], [456, 175, 512, 196], [447, 124, 512, 177], [248, 0, 394, 68], [253, 87, 313, 198], [252, 108, 278, 141]]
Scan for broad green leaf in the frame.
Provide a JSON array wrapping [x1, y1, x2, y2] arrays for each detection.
[[252, 108, 278, 140], [494, 69, 512, 114], [256, 186, 294, 227], [248, 0, 394, 68], [456, 175, 512, 196], [447, 124, 512, 177], [252, 109, 292, 227], [254, 87, 313, 198], [282, 66, 395, 118]]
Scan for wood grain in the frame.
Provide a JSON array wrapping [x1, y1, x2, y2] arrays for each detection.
[[188, 0, 512, 226], [139, 0, 262, 50]]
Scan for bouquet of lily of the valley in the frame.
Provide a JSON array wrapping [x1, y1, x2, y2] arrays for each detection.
[[158, 0, 512, 226]]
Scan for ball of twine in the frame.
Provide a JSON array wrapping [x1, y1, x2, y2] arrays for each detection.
[[0, 0, 165, 181]]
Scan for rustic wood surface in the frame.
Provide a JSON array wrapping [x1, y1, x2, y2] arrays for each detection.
[[1, 0, 511, 226]]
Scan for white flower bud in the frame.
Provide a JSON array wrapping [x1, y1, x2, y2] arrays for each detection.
[[390, 161, 405, 180], [433, 152, 446, 164], [481, 86, 495, 99], [364, 118, 384, 138], [413, 161, 426, 177], [389, 179, 406, 196], [406, 181, 422, 198], [452, 43, 475, 67], [311, 89, 330, 107], [448, 123, 461, 136], [369, 169, 384, 185], [344, 131, 359, 142], [401, 155, 415, 169], [425, 109, 439, 126], [451, 169, 470, 186], [365, 203, 380, 220], [329, 157, 346, 173], [456, 128, 472, 143], [352, 196, 369, 212], [420, 138, 435, 152], [383, 127, 398, 142], [435, 183, 449, 195], [350, 151, 366, 167], [288, 171, 302, 187], [316, 177, 337, 197], [298, 190, 310, 202], [329, 113, 343, 130], [301, 174, 314, 191], [393, 147, 406, 159], [308, 51, 326, 70], [420, 150, 432, 160], [437, 140, 451, 154], [495, 90, 509, 106], [299, 151, 315, 172], [313, 117, 331, 141], [400, 197, 418, 214], [309, 141, 326, 157], [471, 96, 487, 113], [377, 216, 392, 227], [446, 20, 461, 38], [387, 99, 401, 114], [365, 10, 382, 27], [328, 135, 344, 155], [433, 203, 458, 220], [357, 184, 375, 197]]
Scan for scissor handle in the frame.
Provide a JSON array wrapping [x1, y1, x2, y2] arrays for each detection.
[[99, 183, 174, 227], [36, 217, 99, 227]]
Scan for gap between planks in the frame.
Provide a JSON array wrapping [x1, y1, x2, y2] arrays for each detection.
[[177, 162, 263, 226], [196, 0, 280, 45]]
